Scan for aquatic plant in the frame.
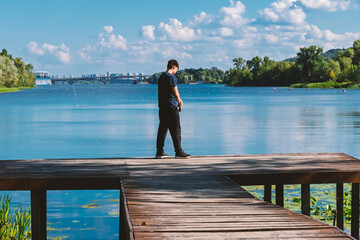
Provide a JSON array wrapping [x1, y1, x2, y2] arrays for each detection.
[[244, 184, 359, 231], [0, 195, 31, 240]]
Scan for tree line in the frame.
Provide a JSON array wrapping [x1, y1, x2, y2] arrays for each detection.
[[148, 39, 360, 88], [227, 39, 360, 88], [147, 68, 227, 84], [0, 49, 35, 88]]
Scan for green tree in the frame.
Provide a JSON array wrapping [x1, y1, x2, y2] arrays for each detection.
[[296, 45, 324, 83], [0, 55, 19, 87], [233, 57, 245, 70], [323, 60, 341, 81], [246, 56, 262, 81], [228, 65, 252, 86], [353, 39, 360, 66]]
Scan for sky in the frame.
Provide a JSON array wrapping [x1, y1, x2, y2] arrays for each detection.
[[0, 0, 360, 76]]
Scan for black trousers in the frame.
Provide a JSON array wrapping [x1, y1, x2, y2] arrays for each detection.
[[156, 106, 182, 153]]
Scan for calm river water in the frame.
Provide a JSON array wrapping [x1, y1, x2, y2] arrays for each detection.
[[1, 84, 360, 239]]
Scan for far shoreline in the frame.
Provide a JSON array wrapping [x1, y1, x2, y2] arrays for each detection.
[[0, 86, 34, 93]]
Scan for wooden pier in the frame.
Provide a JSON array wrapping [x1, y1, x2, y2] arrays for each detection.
[[1, 153, 360, 239]]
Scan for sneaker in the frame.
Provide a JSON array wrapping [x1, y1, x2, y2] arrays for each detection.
[[155, 152, 170, 159], [175, 151, 191, 159]]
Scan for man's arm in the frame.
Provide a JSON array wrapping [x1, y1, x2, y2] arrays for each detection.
[[172, 86, 183, 111]]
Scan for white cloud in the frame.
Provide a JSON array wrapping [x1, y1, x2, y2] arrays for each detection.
[[26, 41, 71, 64], [323, 29, 360, 43], [265, 34, 279, 44], [233, 39, 247, 48], [26, 41, 44, 55], [42, 0, 360, 74], [98, 27, 128, 50], [219, 27, 234, 37], [260, 0, 306, 25], [299, 0, 352, 11], [191, 12, 213, 26], [103, 26, 114, 34], [158, 18, 198, 42], [142, 25, 156, 41], [219, 1, 247, 27], [306, 24, 323, 39], [79, 44, 96, 62]]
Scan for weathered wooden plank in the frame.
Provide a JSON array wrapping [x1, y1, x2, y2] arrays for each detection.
[[120, 179, 134, 240], [134, 231, 351, 239], [1, 153, 359, 239], [0, 153, 359, 180], [123, 175, 352, 239]]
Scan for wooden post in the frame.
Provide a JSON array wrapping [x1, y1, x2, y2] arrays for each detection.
[[301, 184, 310, 216], [351, 183, 359, 239], [264, 185, 272, 203], [336, 183, 344, 230], [276, 185, 284, 207], [120, 186, 125, 240], [31, 190, 47, 240]]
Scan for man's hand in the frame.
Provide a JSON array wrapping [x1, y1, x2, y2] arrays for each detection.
[[172, 86, 183, 112], [178, 100, 183, 112]]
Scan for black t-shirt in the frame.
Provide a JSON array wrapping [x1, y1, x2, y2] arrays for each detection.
[[158, 72, 178, 108]]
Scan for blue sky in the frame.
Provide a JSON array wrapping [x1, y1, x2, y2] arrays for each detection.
[[1, 0, 359, 76]]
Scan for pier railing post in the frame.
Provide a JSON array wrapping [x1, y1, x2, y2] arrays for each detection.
[[301, 184, 310, 216], [276, 185, 284, 207], [31, 190, 47, 240], [336, 183, 344, 230], [264, 185, 272, 203], [351, 183, 359, 239]]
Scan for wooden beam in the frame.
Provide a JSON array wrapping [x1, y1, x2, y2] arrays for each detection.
[[31, 190, 47, 240], [301, 184, 310, 216], [0, 177, 121, 191], [228, 171, 360, 186], [264, 185, 272, 203], [120, 180, 134, 240], [276, 185, 284, 207], [336, 183, 344, 230], [351, 183, 359, 239]]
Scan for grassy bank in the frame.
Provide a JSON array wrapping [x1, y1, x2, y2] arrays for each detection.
[[0, 195, 31, 239], [0, 86, 33, 93]]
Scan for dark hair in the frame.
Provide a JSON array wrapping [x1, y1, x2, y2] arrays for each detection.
[[167, 59, 179, 70]]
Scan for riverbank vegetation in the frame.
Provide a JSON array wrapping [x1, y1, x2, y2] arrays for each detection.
[[0, 49, 35, 92], [227, 39, 360, 88], [148, 68, 227, 84], [0, 195, 31, 239], [147, 39, 360, 89]]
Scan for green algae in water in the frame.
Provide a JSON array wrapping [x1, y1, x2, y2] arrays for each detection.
[[81, 203, 99, 209], [243, 183, 354, 233]]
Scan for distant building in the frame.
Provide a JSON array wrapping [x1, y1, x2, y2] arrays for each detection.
[[33, 70, 52, 85], [106, 72, 146, 81], [32, 70, 49, 78], [82, 74, 96, 78]]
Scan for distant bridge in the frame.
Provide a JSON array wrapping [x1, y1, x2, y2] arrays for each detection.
[[50, 75, 152, 85]]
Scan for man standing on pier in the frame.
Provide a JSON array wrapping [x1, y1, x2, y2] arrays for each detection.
[[155, 59, 191, 159]]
